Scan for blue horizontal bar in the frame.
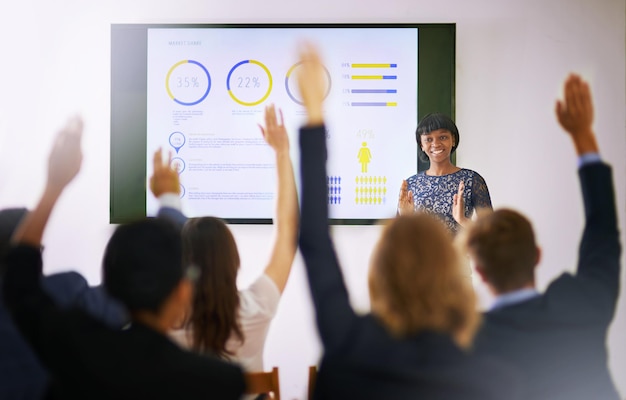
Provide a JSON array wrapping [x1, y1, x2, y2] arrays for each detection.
[[351, 89, 397, 94], [351, 102, 397, 107], [382, 75, 397, 80]]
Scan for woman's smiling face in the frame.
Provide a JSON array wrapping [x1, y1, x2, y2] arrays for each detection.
[[420, 129, 455, 162]]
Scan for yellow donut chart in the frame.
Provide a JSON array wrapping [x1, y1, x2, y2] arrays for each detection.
[[226, 59, 273, 106], [165, 59, 211, 106]]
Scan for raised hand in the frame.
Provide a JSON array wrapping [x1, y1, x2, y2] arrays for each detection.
[[259, 106, 298, 294], [13, 116, 83, 246], [296, 42, 326, 126], [452, 180, 469, 227], [555, 74, 598, 155], [397, 180, 414, 216], [150, 148, 180, 198], [47, 116, 83, 192], [259, 104, 289, 154]]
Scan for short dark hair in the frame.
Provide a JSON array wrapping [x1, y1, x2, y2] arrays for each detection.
[[415, 113, 460, 162], [464, 209, 537, 293], [102, 218, 184, 313]]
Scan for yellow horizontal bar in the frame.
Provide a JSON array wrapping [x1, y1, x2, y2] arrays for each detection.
[[387, 102, 397, 106], [351, 63, 393, 68], [351, 75, 384, 80]]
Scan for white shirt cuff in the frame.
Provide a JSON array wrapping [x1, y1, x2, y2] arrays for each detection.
[[158, 193, 182, 211]]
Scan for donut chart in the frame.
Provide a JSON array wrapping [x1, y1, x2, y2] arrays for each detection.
[[226, 60, 273, 106], [285, 62, 332, 105], [165, 60, 211, 106]]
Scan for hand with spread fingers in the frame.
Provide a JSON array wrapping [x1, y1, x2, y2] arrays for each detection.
[[150, 148, 180, 198], [259, 104, 290, 155], [397, 180, 414, 216], [452, 180, 469, 227]]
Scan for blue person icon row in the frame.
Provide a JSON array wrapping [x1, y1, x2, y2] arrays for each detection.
[[327, 176, 342, 205]]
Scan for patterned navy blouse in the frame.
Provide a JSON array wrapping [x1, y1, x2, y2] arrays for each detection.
[[405, 169, 492, 235]]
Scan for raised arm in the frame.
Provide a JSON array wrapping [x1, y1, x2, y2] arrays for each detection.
[[12, 117, 83, 246], [297, 44, 358, 353], [555, 75, 598, 156], [150, 148, 187, 227], [259, 105, 299, 293], [556, 74, 620, 316], [4, 117, 83, 349]]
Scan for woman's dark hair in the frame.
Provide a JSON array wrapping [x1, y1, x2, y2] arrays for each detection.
[[181, 217, 243, 358], [415, 113, 460, 162]]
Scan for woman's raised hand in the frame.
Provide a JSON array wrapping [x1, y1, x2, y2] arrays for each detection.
[[259, 104, 289, 155], [397, 180, 414, 216], [296, 42, 326, 126]]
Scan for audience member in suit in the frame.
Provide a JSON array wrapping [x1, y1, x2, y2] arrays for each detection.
[[296, 44, 520, 400], [0, 208, 48, 399], [2, 117, 245, 400], [466, 75, 621, 400], [0, 207, 125, 400], [0, 208, 128, 330]]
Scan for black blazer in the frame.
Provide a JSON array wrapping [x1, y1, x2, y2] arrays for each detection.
[[3, 245, 245, 400], [298, 125, 520, 400], [474, 162, 621, 400]]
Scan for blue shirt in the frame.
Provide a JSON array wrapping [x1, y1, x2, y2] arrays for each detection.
[[491, 288, 540, 311]]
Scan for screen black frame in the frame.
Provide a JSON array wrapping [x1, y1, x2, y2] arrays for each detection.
[[110, 23, 455, 224]]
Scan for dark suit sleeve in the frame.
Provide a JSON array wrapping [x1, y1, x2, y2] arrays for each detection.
[[42, 271, 90, 308], [157, 206, 188, 228], [575, 163, 621, 318], [2, 245, 65, 355], [298, 125, 359, 355], [42, 272, 128, 329]]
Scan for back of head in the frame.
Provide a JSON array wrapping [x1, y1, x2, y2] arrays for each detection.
[[182, 217, 242, 357], [0, 208, 28, 263], [464, 209, 537, 293], [369, 213, 478, 347], [103, 218, 183, 313]]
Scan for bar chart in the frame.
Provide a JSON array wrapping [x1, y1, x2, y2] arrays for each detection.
[[341, 63, 399, 108]]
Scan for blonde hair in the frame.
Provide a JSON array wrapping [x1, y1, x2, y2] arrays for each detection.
[[368, 214, 479, 348]]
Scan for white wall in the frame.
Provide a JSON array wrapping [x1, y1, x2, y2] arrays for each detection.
[[0, 0, 624, 399]]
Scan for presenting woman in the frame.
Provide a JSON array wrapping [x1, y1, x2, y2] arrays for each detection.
[[398, 113, 492, 235]]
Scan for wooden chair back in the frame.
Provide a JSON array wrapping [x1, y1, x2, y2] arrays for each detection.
[[244, 367, 280, 400], [308, 365, 318, 400]]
